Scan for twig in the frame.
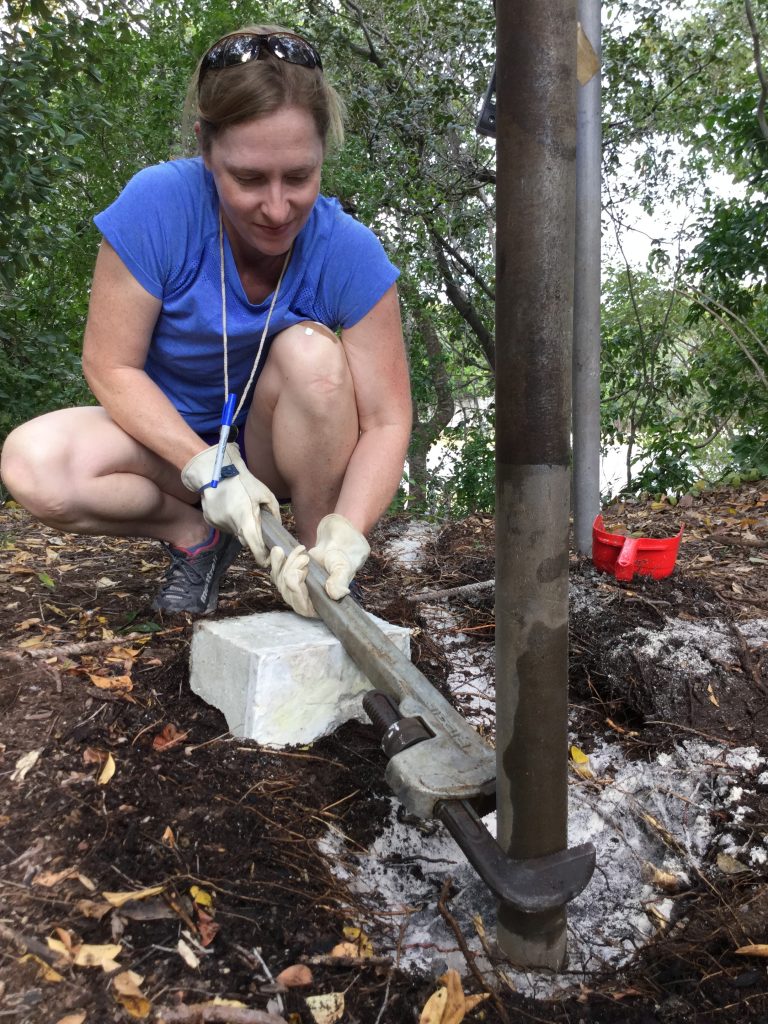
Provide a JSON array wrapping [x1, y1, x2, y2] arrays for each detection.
[[409, 579, 495, 603], [709, 532, 768, 549], [436, 878, 512, 1024], [305, 953, 393, 967], [373, 971, 392, 1024], [729, 622, 768, 695], [0, 629, 181, 663], [0, 921, 59, 965], [155, 1006, 286, 1023]]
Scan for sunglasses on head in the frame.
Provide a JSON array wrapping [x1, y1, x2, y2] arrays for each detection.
[[198, 32, 323, 88]]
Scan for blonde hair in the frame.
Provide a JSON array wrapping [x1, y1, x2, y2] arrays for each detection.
[[184, 25, 345, 153]]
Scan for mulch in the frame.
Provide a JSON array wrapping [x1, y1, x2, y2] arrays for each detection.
[[1, 481, 767, 1023]]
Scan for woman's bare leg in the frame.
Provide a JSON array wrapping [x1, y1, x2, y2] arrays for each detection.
[[1, 407, 209, 548], [243, 322, 359, 545]]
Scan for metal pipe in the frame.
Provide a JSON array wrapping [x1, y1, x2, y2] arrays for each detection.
[[495, 0, 578, 969], [572, 0, 603, 555]]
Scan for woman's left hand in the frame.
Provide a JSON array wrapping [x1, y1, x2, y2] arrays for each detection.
[[270, 514, 369, 617]]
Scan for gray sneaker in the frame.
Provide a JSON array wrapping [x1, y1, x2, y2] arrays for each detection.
[[152, 530, 243, 614]]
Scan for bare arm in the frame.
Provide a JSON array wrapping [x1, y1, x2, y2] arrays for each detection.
[[335, 284, 412, 534], [82, 240, 208, 469]]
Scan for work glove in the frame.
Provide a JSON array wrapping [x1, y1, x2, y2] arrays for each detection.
[[181, 443, 280, 567], [270, 513, 370, 618]]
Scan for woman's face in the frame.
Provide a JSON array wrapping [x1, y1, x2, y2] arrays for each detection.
[[203, 106, 324, 263]]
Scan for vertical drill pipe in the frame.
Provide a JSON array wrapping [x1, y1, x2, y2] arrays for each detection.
[[495, 1, 578, 969], [572, 0, 602, 555]]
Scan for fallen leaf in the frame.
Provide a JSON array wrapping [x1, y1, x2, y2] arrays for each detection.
[[419, 986, 448, 1024], [113, 969, 151, 1019], [716, 852, 751, 875], [152, 723, 189, 751], [97, 753, 115, 785], [569, 744, 594, 780], [177, 938, 200, 969], [82, 747, 108, 766], [306, 992, 345, 1024], [189, 885, 213, 908], [342, 925, 373, 957], [95, 576, 118, 589], [74, 943, 123, 970], [102, 885, 165, 907], [195, 908, 220, 947], [88, 673, 133, 692], [76, 899, 112, 920], [55, 1014, 87, 1024], [20, 953, 64, 983], [640, 862, 688, 894], [33, 867, 78, 888], [330, 941, 361, 958], [735, 944, 768, 957], [160, 825, 175, 848], [38, 571, 56, 589], [77, 873, 96, 892], [276, 964, 313, 987], [707, 683, 719, 708], [11, 749, 41, 781]]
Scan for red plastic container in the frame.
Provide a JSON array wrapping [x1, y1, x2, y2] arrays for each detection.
[[592, 514, 683, 582]]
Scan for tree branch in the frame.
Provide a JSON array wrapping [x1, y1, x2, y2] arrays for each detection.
[[745, 0, 768, 142]]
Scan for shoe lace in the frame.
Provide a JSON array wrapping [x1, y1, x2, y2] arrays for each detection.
[[160, 543, 210, 598]]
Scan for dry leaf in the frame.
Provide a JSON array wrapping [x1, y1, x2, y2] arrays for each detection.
[[97, 753, 115, 785], [419, 986, 448, 1024], [707, 683, 719, 708], [82, 747, 108, 766], [569, 744, 594, 780], [640, 861, 688, 894], [160, 826, 175, 848], [716, 852, 750, 875], [20, 953, 64, 983], [735, 944, 768, 957], [330, 941, 361, 958], [152, 723, 190, 751], [441, 970, 467, 1024], [33, 867, 78, 887], [276, 964, 313, 987], [189, 885, 213, 907], [177, 938, 200, 969], [55, 1014, 87, 1024], [76, 899, 112, 920], [74, 943, 123, 970], [195, 908, 220, 947], [102, 885, 165, 907], [11, 749, 41, 782], [342, 925, 373, 957], [576, 22, 600, 85], [306, 992, 345, 1024], [113, 969, 151, 1019], [88, 673, 132, 692]]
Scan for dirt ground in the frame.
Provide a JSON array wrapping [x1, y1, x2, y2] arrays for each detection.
[[1, 482, 767, 1024]]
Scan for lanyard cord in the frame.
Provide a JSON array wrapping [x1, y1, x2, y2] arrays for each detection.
[[219, 211, 293, 422]]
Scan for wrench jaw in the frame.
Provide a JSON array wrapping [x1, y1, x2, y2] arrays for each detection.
[[364, 691, 596, 916], [437, 800, 596, 914]]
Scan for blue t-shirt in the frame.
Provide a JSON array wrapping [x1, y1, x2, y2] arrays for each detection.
[[93, 157, 400, 433]]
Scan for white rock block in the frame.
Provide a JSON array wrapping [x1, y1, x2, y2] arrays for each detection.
[[190, 610, 411, 747]]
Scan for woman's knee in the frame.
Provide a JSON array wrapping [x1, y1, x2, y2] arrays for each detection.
[[1, 415, 83, 521], [270, 321, 353, 403]]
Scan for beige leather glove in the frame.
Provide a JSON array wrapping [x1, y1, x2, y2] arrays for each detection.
[[181, 443, 280, 567], [269, 544, 317, 618], [269, 513, 370, 617]]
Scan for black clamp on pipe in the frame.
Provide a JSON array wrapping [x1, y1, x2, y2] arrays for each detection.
[[363, 690, 595, 915]]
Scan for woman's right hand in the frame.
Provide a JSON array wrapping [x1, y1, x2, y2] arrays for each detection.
[[182, 443, 280, 566]]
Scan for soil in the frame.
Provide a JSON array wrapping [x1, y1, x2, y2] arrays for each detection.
[[1, 483, 767, 1024]]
